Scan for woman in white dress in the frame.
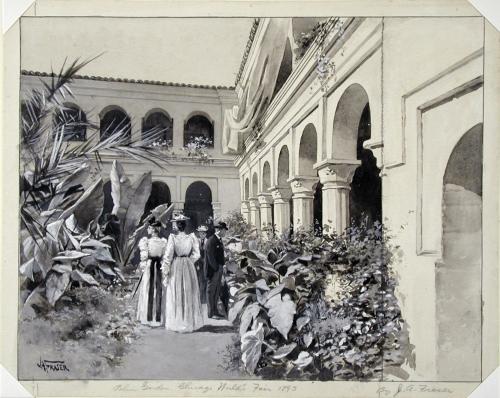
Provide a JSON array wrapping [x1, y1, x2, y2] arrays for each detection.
[[136, 219, 168, 326], [162, 215, 204, 332]]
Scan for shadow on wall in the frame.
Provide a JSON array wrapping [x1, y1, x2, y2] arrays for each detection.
[[437, 123, 482, 381]]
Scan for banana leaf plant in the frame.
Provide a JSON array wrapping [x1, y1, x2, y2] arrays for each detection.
[[19, 58, 169, 315]]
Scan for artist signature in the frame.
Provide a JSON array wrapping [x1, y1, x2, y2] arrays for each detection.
[[36, 357, 70, 373], [378, 384, 453, 397]]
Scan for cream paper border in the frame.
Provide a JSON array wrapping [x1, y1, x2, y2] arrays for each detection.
[[1, 1, 498, 397]]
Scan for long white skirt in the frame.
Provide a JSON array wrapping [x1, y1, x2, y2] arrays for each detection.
[[164, 256, 204, 332]]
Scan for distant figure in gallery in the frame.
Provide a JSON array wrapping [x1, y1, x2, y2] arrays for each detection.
[[162, 214, 204, 332], [136, 218, 168, 327]]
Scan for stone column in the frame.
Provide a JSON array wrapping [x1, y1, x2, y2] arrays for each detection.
[[248, 197, 261, 231], [269, 186, 292, 235], [289, 177, 317, 231], [241, 200, 250, 223], [212, 201, 222, 222], [173, 201, 185, 212], [258, 193, 274, 231], [316, 160, 360, 234]]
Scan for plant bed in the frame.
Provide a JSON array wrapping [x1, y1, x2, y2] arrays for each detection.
[[221, 213, 415, 381], [19, 284, 142, 379]]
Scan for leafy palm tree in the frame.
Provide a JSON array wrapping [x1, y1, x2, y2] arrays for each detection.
[[19, 58, 169, 313]]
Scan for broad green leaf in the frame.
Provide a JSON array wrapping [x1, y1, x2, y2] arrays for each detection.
[[49, 164, 90, 210], [34, 238, 57, 277], [46, 219, 65, 242], [80, 239, 110, 249], [241, 322, 264, 374], [110, 160, 131, 216], [52, 264, 72, 273], [239, 302, 261, 336], [98, 263, 116, 276], [303, 332, 313, 348], [20, 259, 38, 281], [293, 351, 313, 369], [265, 294, 296, 340], [60, 178, 104, 230], [272, 343, 297, 360], [21, 235, 36, 263], [228, 296, 248, 323], [53, 250, 90, 261], [296, 316, 311, 331], [70, 269, 99, 286], [46, 271, 71, 306], [119, 172, 152, 250]]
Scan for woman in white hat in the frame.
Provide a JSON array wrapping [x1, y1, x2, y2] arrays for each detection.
[[161, 214, 204, 332]]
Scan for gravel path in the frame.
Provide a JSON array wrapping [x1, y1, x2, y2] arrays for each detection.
[[109, 305, 251, 380]]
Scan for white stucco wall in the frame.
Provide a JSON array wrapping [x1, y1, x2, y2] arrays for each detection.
[[381, 17, 484, 380]]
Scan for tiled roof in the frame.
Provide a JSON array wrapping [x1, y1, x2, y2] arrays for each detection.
[[21, 70, 235, 90], [234, 18, 260, 86]]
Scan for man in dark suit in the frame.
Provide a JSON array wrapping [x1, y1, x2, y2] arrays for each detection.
[[204, 222, 228, 319]]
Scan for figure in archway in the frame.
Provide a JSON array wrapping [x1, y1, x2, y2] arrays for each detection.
[[184, 181, 213, 232]]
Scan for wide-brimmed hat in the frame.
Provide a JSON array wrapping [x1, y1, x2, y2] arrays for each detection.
[[214, 221, 228, 230], [170, 214, 190, 222], [197, 225, 208, 232]]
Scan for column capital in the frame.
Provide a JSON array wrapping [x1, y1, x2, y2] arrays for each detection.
[[248, 197, 260, 207], [287, 176, 318, 195], [269, 185, 292, 202], [314, 159, 361, 185], [257, 193, 273, 206]]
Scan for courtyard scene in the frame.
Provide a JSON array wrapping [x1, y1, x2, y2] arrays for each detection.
[[18, 16, 488, 383]]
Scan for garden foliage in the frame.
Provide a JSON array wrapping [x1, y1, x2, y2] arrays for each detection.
[[223, 212, 415, 380], [19, 59, 167, 317]]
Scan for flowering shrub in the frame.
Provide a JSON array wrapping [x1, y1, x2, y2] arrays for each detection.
[[182, 136, 213, 163], [222, 216, 415, 380]]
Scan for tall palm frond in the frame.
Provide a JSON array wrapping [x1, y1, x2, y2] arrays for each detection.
[[20, 58, 170, 214]]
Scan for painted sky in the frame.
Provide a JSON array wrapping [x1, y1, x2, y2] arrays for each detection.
[[20, 17, 254, 86]]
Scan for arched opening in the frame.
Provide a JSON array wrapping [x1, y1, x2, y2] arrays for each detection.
[[142, 110, 173, 146], [272, 38, 293, 99], [53, 104, 87, 141], [244, 178, 250, 200], [437, 123, 482, 380], [349, 104, 382, 226], [184, 114, 214, 147], [252, 173, 259, 197], [143, 181, 171, 220], [100, 107, 131, 143], [312, 182, 323, 235], [184, 181, 213, 232], [298, 124, 318, 176], [262, 162, 271, 191], [332, 84, 381, 228], [277, 145, 290, 186]]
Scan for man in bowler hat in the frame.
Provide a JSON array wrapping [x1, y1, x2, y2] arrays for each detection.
[[204, 221, 228, 319]]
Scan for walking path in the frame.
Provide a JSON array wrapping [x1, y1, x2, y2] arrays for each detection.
[[110, 305, 251, 380]]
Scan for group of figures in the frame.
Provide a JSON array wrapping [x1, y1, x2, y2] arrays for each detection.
[[134, 214, 229, 333]]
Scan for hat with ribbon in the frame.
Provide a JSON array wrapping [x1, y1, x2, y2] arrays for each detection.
[[197, 225, 208, 232]]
